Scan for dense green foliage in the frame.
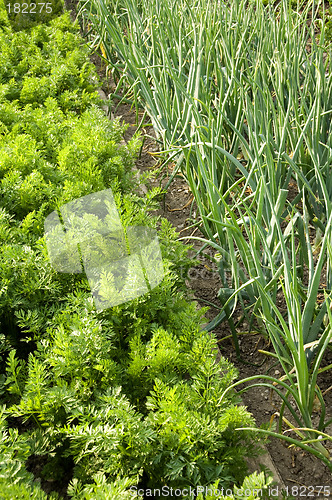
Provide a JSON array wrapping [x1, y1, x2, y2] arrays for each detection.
[[0, 9, 143, 349], [0, 4, 268, 498]]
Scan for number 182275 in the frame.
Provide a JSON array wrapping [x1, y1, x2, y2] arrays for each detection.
[[6, 3, 52, 13]]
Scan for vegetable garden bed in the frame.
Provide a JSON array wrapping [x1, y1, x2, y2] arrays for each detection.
[[73, 0, 332, 492], [0, 1, 275, 498]]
